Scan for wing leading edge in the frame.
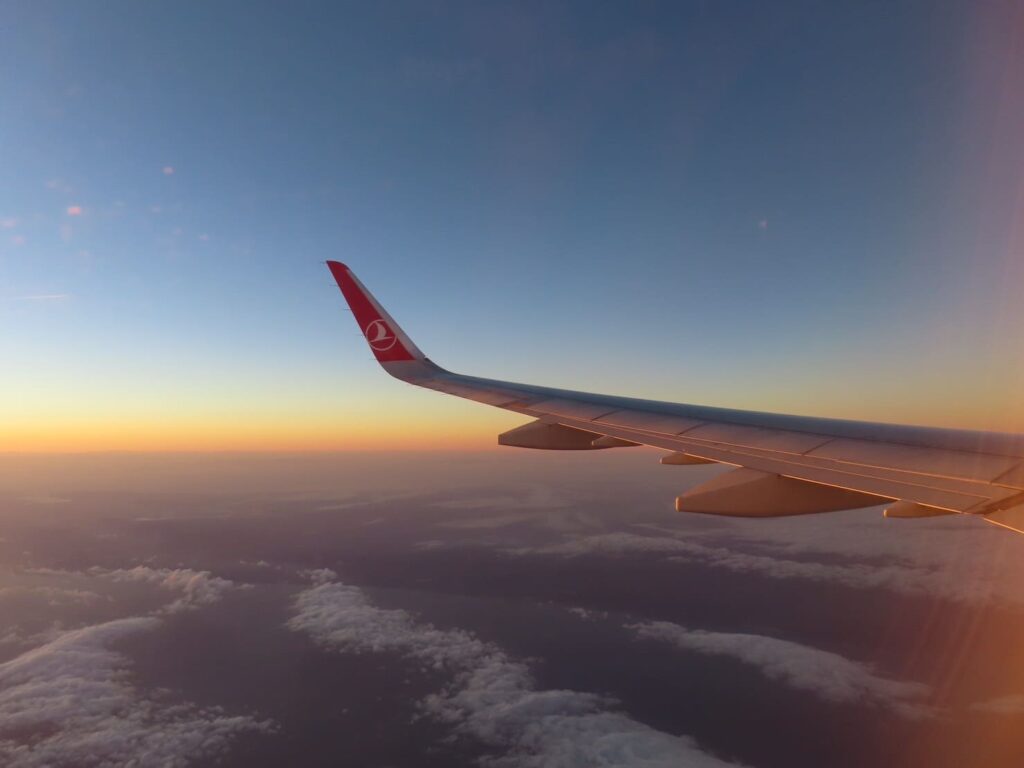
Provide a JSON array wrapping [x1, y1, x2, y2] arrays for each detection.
[[326, 261, 1024, 534]]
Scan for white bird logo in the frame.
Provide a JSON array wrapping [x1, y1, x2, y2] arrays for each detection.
[[364, 319, 398, 351]]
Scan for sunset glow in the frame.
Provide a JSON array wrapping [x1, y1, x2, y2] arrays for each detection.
[[0, 1, 1020, 456]]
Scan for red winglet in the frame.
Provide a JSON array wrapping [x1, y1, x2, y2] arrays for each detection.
[[327, 261, 420, 363]]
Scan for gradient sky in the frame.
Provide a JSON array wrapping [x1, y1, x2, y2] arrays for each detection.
[[1, 1, 1022, 450]]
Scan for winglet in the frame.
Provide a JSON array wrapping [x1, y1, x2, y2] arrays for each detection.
[[326, 261, 425, 363]]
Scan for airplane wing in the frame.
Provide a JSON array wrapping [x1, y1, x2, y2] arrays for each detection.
[[326, 261, 1024, 534]]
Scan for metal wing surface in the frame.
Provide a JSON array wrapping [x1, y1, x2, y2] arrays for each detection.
[[327, 261, 1024, 533]]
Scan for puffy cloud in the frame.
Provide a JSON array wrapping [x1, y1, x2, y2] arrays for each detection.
[[970, 695, 1024, 715], [18, 566, 245, 615], [566, 607, 608, 622], [0, 625, 62, 649], [630, 622, 932, 719], [298, 568, 338, 585], [90, 566, 244, 614], [289, 580, 746, 768], [0, 618, 274, 767], [289, 583, 479, 665], [0, 630, 26, 647]]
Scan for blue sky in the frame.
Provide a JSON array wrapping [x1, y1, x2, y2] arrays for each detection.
[[1, 1, 1022, 449]]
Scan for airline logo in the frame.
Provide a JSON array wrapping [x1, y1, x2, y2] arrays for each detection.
[[364, 319, 398, 351]]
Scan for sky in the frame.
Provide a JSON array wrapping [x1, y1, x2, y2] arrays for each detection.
[[1, 0, 1022, 451]]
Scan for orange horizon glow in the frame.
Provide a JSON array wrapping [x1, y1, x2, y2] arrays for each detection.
[[0, 405, 527, 453], [8, 386, 1024, 453]]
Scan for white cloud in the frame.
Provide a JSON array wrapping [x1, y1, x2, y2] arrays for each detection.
[[510, 532, 700, 558], [4, 294, 70, 302], [414, 540, 449, 550], [15, 566, 246, 618], [0, 630, 26, 647], [430, 488, 611, 534], [704, 510, 1011, 576], [511, 532, 1012, 606], [90, 566, 244, 614], [630, 621, 932, 719], [298, 568, 338, 585], [19, 495, 70, 505], [663, 548, 995, 604], [432, 487, 566, 512], [0, 624, 63, 649], [289, 580, 746, 768], [0, 586, 104, 606], [0, 618, 274, 767], [970, 695, 1024, 715], [439, 512, 547, 530], [566, 607, 608, 622]]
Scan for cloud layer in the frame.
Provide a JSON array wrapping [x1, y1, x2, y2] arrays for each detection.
[[970, 695, 1024, 715], [630, 621, 932, 719], [23, 565, 246, 615], [94, 566, 244, 613], [288, 579, 746, 768], [0, 586, 104, 606], [0, 618, 273, 768], [512, 532, 1011, 606]]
